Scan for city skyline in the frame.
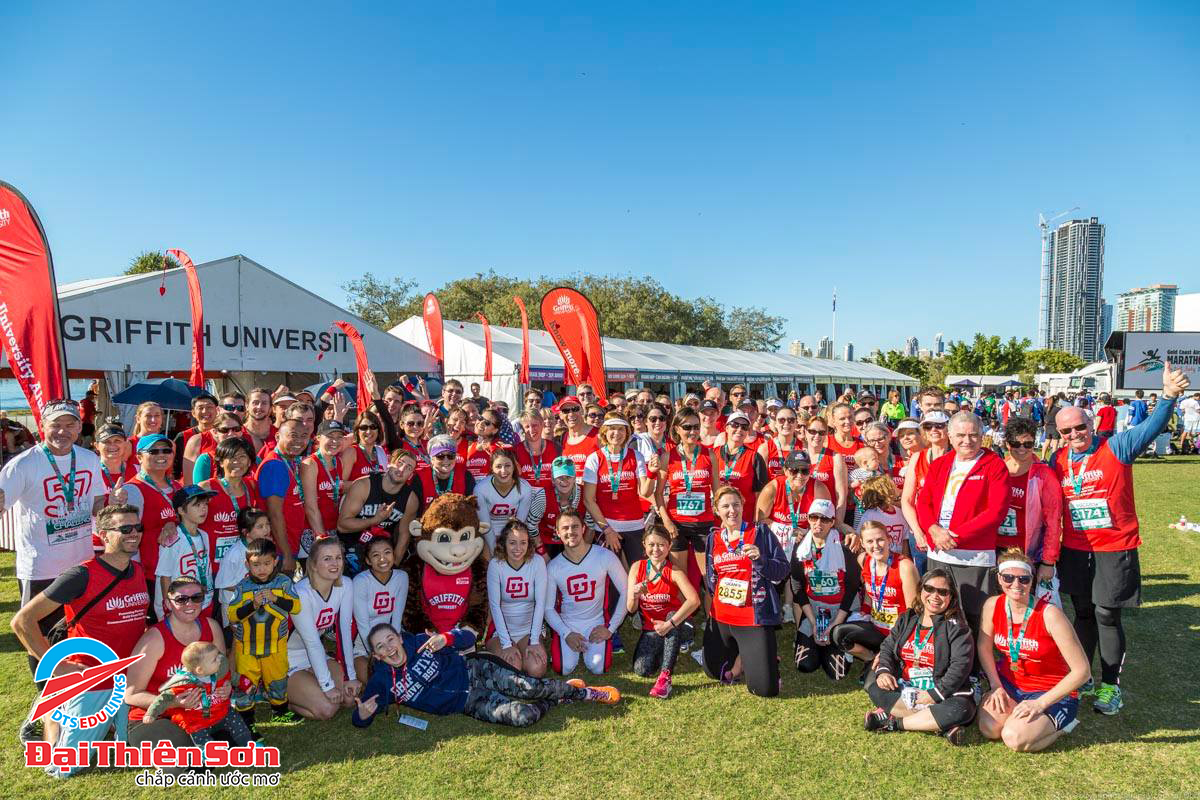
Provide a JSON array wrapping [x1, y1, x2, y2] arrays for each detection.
[[1041, 217, 1107, 362]]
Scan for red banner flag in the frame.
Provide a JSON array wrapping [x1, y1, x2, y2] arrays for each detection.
[[0, 181, 69, 424], [475, 312, 493, 382], [163, 249, 206, 387], [513, 296, 531, 385], [422, 293, 444, 372], [539, 288, 607, 404], [333, 320, 372, 413]]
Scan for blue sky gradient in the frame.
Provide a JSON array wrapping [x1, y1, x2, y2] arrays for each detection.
[[3, 2, 1197, 353]]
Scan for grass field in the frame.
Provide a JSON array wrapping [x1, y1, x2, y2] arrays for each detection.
[[3, 457, 1199, 799]]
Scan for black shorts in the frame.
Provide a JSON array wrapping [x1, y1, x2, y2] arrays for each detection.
[[670, 522, 712, 553], [1058, 546, 1141, 608]]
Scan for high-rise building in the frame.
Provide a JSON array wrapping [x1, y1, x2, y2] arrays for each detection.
[[788, 339, 812, 357], [817, 336, 833, 359], [842, 342, 854, 361], [1115, 284, 1178, 332], [1101, 302, 1113, 347], [1041, 217, 1105, 362], [904, 336, 919, 357], [867, 348, 881, 363], [934, 332, 944, 356]]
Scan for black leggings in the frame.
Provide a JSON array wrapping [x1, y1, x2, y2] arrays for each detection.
[[833, 620, 886, 656], [618, 528, 646, 565], [1071, 595, 1125, 685], [793, 628, 853, 680], [702, 618, 779, 697], [633, 628, 683, 677], [865, 670, 976, 732]]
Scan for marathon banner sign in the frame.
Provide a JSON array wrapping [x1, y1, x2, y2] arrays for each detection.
[[423, 293, 444, 367], [540, 288, 608, 403], [0, 180, 70, 423], [1122, 332, 1200, 390]]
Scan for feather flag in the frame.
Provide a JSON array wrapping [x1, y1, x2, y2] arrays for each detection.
[[513, 296, 531, 385], [476, 312, 493, 382]]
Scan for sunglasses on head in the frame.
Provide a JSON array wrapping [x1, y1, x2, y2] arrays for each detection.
[[106, 523, 144, 535], [171, 593, 204, 605], [1058, 423, 1088, 435], [999, 573, 1032, 586], [921, 584, 952, 598], [145, 447, 172, 455]]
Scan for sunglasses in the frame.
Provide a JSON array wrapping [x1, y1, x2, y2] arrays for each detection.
[[800, 405, 818, 411], [728, 422, 749, 430], [216, 426, 241, 434], [586, 413, 603, 420], [559, 406, 581, 414], [1008, 440, 1036, 450], [921, 585, 952, 598], [631, 414, 646, 421], [807, 514, 832, 522], [999, 573, 1033, 586], [145, 447, 173, 455], [648, 415, 667, 423], [855, 418, 873, 426], [788, 468, 811, 476], [171, 593, 204, 605], [403, 420, 423, 427], [106, 523, 145, 535], [1058, 423, 1088, 435], [222, 404, 246, 412], [677, 423, 700, 432], [921, 423, 947, 431], [357, 424, 379, 431], [433, 453, 456, 461], [805, 428, 828, 435]]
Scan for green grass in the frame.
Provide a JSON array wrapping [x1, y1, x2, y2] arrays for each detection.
[[3, 457, 1200, 799]]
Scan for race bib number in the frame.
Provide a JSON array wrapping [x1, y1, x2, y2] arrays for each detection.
[[870, 604, 899, 629], [214, 535, 240, 563], [808, 569, 840, 597], [674, 492, 705, 518], [999, 508, 1019, 537], [717, 577, 749, 607], [1069, 498, 1113, 530], [908, 666, 934, 690], [45, 504, 91, 547]]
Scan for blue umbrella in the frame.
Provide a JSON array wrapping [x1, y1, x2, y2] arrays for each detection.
[[305, 381, 358, 405], [111, 378, 200, 411]]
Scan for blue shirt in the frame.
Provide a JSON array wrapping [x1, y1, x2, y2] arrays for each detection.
[[351, 629, 478, 724], [257, 459, 291, 498], [1128, 399, 1148, 426], [1066, 396, 1176, 466]]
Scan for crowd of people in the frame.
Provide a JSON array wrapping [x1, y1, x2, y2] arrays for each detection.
[[2, 363, 1190, 777]]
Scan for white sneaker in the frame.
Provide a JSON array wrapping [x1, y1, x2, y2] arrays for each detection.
[[691, 649, 705, 667]]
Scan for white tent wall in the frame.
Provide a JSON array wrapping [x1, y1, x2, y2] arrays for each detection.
[[390, 317, 524, 407]]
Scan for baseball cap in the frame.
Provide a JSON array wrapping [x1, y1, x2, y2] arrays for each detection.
[[553, 395, 582, 414], [42, 399, 81, 422], [136, 434, 171, 453], [920, 411, 950, 425], [95, 422, 127, 442], [171, 484, 217, 510], [738, 397, 754, 409], [551, 456, 576, 478], [766, 398, 784, 410], [700, 399, 720, 413], [858, 391, 877, 402], [783, 450, 812, 471], [272, 393, 298, 405], [726, 411, 751, 426], [895, 419, 920, 432], [428, 435, 457, 458], [807, 498, 836, 519], [317, 419, 348, 436]]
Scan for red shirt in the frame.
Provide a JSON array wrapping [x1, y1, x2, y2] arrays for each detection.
[[513, 439, 559, 493], [465, 440, 506, 482], [766, 475, 816, 531], [709, 525, 756, 627], [418, 466, 470, 509], [915, 449, 1010, 552], [590, 448, 645, 525], [198, 476, 261, 574], [809, 449, 838, 502], [635, 558, 682, 627], [64, 559, 149, 687], [827, 434, 863, 470], [559, 430, 600, 484], [94, 460, 138, 551], [992, 598, 1072, 693], [1095, 406, 1117, 434], [899, 624, 935, 684], [664, 445, 715, 525], [713, 445, 758, 513], [129, 617, 214, 723], [347, 444, 386, 481], [128, 473, 181, 576], [305, 453, 344, 534], [1053, 441, 1140, 552], [420, 564, 472, 634], [256, 450, 308, 555], [861, 556, 908, 635], [999, 470, 1031, 551], [537, 486, 580, 551], [763, 437, 801, 479]]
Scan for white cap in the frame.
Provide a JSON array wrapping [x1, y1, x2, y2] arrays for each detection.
[[896, 419, 920, 432], [807, 498, 836, 519], [920, 410, 950, 425], [726, 411, 751, 426]]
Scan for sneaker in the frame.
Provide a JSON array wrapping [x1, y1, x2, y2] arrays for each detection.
[[1093, 683, 1124, 715], [690, 649, 705, 667], [1079, 677, 1095, 695], [863, 707, 892, 732], [649, 670, 673, 699], [611, 631, 624, 655], [584, 685, 621, 705], [943, 725, 967, 746], [19, 718, 43, 743]]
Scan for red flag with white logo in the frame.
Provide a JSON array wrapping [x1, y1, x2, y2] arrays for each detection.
[[333, 320, 372, 413], [539, 288, 607, 404], [513, 296, 531, 385], [0, 181, 69, 424], [163, 249, 205, 387], [476, 312, 493, 382], [422, 293, 444, 373]]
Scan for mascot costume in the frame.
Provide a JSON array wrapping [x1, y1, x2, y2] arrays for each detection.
[[402, 493, 489, 641]]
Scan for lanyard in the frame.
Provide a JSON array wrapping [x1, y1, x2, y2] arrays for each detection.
[[1005, 600, 1034, 667], [405, 438, 429, 466], [784, 479, 804, 529], [100, 461, 121, 489], [390, 663, 410, 698], [869, 557, 890, 611], [138, 470, 174, 505], [177, 522, 209, 593], [41, 445, 77, 508], [721, 445, 744, 483], [435, 473, 455, 496], [644, 558, 667, 586], [680, 445, 698, 492], [275, 448, 305, 502], [721, 522, 747, 555], [219, 477, 243, 513], [524, 438, 545, 482], [358, 445, 383, 474], [318, 454, 342, 504], [605, 447, 624, 498], [912, 623, 933, 657], [1066, 453, 1090, 495], [773, 436, 796, 466]]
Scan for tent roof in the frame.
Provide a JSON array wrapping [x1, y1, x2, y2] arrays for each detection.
[[394, 318, 918, 384]]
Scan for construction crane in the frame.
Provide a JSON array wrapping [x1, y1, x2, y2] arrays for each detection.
[[1037, 206, 1080, 349]]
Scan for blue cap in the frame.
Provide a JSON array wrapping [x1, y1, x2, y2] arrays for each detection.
[[551, 456, 576, 479], [171, 484, 217, 510], [136, 434, 171, 453]]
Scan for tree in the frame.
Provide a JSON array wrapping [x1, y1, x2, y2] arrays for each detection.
[[864, 350, 928, 383], [341, 269, 787, 350], [1024, 348, 1086, 374], [341, 273, 420, 330], [126, 250, 179, 276], [943, 333, 1031, 376]]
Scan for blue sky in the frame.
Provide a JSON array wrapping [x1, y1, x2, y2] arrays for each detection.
[[3, 2, 1197, 355]]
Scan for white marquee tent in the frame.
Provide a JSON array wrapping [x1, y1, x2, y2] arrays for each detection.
[[390, 317, 918, 408]]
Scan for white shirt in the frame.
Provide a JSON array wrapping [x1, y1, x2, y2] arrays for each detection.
[[857, 506, 908, 554], [351, 568, 409, 650], [932, 452, 994, 567], [288, 576, 357, 690], [486, 556, 547, 648], [544, 545, 628, 637], [156, 524, 215, 612], [1181, 397, 1200, 421], [0, 445, 104, 580]]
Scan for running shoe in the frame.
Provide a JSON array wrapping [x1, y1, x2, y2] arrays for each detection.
[[1093, 683, 1124, 715], [690, 649, 705, 668], [649, 670, 673, 699], [582, 685, 621, 704], [1079, 676, 1095, 695], [943, 725, 967, 746], [611, 630, 624, 655], [863, 708, 895, 732]]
